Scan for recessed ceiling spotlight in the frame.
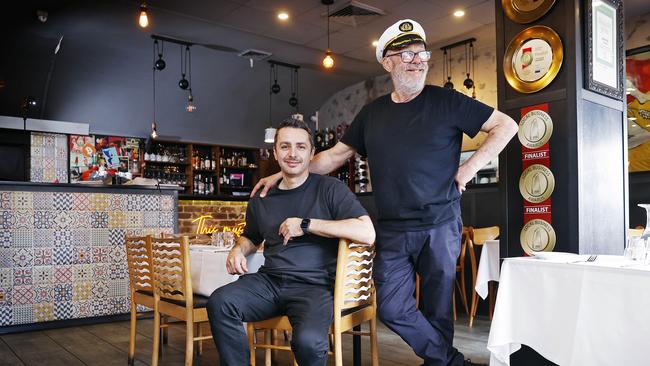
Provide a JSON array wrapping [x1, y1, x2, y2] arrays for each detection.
[[372, 40, 379, 47], [278, 12, 289, 21], [453, 9, 465, 17]]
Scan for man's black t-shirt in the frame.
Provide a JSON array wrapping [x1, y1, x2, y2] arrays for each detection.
[[341, 85, 494, 231], [243, 173, 368, 286]]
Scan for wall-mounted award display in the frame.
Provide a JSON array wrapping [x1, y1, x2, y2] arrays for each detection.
[[520, 219, 557, 254], [519, 164, 555, 203], [501, 0, 556, 24], [518, 109, 553, 149], [504, 26, 564, 93]]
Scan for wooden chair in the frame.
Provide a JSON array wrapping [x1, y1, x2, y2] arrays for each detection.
[[150, 236, 212, 366], [467, 226, 500, 327], [415, 226, 470, 321], [629, 227, 645, 237], [126, 235, 155, 366], [161, 233, 211, 244], [247, 239, 379, 366]]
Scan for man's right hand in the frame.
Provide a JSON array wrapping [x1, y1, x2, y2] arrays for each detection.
[[226, 246, 248, 275], [250, 172, 282, 198]]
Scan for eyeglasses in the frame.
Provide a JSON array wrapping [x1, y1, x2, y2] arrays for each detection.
[[385, 50, 431, 63]]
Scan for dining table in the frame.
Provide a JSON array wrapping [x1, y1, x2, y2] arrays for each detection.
[[487, 253, 650, 366]]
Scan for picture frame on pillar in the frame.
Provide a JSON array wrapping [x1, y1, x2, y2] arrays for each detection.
[[584, 0, 624, 100]]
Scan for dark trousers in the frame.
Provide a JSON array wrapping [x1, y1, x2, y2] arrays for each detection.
[[374, 217, 464, 366], [207, 272, 333, 366]]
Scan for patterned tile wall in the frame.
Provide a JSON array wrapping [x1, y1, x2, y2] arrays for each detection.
[[0, 190, 175, 326], [30, 133, 69, 184]]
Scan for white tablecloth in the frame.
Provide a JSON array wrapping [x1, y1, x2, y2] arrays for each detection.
[[475, 239, 500, 300], [189, 245, 265, 297], [488, 254, 650, 366]]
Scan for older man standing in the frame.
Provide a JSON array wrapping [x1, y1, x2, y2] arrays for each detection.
[[253, 20, 518, 366]]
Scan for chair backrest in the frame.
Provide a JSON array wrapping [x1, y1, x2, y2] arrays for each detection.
[[629, 228, 645, 237], [161, 233, 211, 245], [150, 236, 193, 304], [125, 235, 153, 293], [333, 239, 375, 311], [470, 226, 500, 246]]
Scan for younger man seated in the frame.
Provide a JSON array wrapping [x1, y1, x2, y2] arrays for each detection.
[[207, 117, 375, 366]]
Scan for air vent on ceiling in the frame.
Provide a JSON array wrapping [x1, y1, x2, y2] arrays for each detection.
[[327, 1, 385, 27], [329, 1, 385, 17], [238, 49, 272, 67], [238, 49, 272, 60]]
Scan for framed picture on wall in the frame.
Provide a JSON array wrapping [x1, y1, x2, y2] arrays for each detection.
[[584, 0, 624, 99], [627, 45, 650, 173]]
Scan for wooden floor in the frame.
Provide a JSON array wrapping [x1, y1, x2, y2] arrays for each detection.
[[0, 314, 491, 365]]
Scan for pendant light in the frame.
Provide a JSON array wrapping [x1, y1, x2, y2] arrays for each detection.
[[264, 64, 276, 143], [322, 1, 334, 69], [271, 64, 281, 94], [443, 49, 454, 89], [289, 68, 299, 109], [178, 45, 190, 90], [463, 43, 474, 90], [154, 40, 165, 70], [138, 3, 149, 28], [150, 40, 159, 140]]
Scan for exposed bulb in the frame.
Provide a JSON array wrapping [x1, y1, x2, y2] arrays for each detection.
[[138, 4, 149, 28], [186, 93, 196, 113], [150, 121, 158, 139], [322, 49, 334, 69]]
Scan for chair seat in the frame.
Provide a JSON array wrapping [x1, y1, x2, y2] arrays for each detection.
[[135, 290, 153, 296], [341, 304, 368, 316], [161, 294, 210, 308]]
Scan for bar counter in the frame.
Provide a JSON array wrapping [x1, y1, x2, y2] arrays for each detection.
[[0, 181, 178, 331]]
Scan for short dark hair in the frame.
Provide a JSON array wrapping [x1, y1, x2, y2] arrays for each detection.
[[274, 117, 313, 148]]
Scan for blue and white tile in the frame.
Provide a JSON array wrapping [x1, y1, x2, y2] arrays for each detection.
[[55, 301, 74, 320], [52, 247, 73, 266], [33, 266, 53, 285], [52, 283, 73, 302], [12, 248, 34, 268], [108, 280, 128, 298], [13, 268, 32, 286], [33, 229, 55, 248], [32, 192, 53, 210], [13, 305, 33, 325], [13, 286, 34, 306], [74, 264, 94, 282], [0, 248, 12, 267], [0, 268, 11, 287], [91, 212, 109, 228], [12, 229, 33, 248], [34, 211, 54, 229], [91, 229, 110, 247], [33, 285, 53, 303], [53, 193, 73, 211], [33, 247, 53, 266], [0, 304, 12, 326], [0, 230, 11, 249], [0, 211, 14, 229], [12, 210, 34, 230]]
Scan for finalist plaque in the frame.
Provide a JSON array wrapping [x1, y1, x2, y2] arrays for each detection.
[[502, 0, 556, 24]]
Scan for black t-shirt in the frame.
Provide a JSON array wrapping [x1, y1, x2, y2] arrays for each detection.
[[243, 173, 368, 286], [341, 85, 494, 231]]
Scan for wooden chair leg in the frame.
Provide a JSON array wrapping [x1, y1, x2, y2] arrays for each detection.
[[264, 330, 272, 366], [458, 269, 469, 315], [334, 328, 343, 366], [162, 315, 169, 345], [196, 322, 203, 356], [469, 288, 479, 327], [185, 318, 194, 366], [452, 289, 457, 321], [247, 324, 256, 366], [369, 318, 379, 366], [415, 274, 421, 308], [151, 305, 161, 366], [488, 281, 498, 320], [128, 299, 137, 366]]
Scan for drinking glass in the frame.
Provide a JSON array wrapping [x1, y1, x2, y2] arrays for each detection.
[[624, 236, 646, 261]]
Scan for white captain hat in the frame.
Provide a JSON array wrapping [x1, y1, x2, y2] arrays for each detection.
[[375, 19, 427, 63]]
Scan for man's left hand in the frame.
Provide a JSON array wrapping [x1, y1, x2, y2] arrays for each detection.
[[455, 166, 473, 194], [279, 217, 305, 245]]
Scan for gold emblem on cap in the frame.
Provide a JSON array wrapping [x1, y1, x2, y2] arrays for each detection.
[[399, 22, 413, 32], [503, 25, 563, 93], [519, 164, 555, 203], [518, 109, 553, 148], [520, 219, 556, 254]]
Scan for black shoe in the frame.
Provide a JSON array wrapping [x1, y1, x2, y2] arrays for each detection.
[[464, 359, 487, 366]]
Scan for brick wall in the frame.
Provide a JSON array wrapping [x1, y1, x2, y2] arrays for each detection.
[[178, 199, 247, 235]]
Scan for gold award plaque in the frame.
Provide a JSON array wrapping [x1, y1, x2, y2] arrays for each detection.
[[520, 219, 557, 254], [504, 26, 563, 93], [502, 0, 556, 24], [518, 109, 553, 149], [519, 164, 555, 203]]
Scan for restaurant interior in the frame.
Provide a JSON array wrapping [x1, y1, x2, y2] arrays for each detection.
[[1, 0, 650, 365]]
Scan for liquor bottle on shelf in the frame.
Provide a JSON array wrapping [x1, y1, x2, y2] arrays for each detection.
[[327, 128, 336, 147]]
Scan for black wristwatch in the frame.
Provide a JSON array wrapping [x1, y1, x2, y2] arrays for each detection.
[[300, 218, 311, 234]]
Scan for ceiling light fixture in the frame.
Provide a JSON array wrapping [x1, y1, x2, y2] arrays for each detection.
[[443, 49, 454, 89], [154, 39, 165, 70], [139, 3, 149, 28], [271, 64, 281, 94], [265, 64, 277, 144], [453, 9, 465, 17], [322, 0, 334, 69], [372, 40, 379, 47], [150, 40, 159, 140], [179, 45, 190, 90], [278, 12, 289, 21], [289, 67, 299, 109]]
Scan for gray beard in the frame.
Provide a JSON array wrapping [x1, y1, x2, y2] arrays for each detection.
[[392, 71, 426, 95]]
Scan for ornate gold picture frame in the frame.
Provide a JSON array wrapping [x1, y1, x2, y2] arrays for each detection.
[[504, 26, 564, 94]]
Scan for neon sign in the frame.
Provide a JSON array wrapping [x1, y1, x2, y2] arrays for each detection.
[[191, 215, 246, 237]]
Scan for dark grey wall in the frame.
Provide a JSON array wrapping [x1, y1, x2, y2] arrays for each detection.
[[0, 0, 367, 148]]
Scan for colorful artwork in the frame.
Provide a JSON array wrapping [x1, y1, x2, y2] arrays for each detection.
[[69, 135, 95, 183], [627, 46, 650, 172]]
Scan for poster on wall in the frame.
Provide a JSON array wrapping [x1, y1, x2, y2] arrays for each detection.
[[627, 46, 650, 172], [585, 0, 624, 99], [69, 135, 95, 182]]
